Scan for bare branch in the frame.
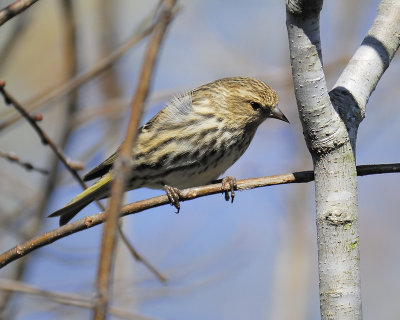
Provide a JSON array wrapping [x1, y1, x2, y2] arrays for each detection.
[[0, 163, 398, 270], [0, 2, 80, 314], [117, 224, 167, 283], [0, 279, 156, 320], [286, 0, 347, 154], [332, 0, 400, 126], [284, 0, 400, 318], [0, 79, 165, 286], [0, 150, 49, 175], [0, 0, 40, 27], [0, 3, 169, 132], [93, 0, 177, 318], [25, 22, 155, 111], [0, 80, 86, 190]]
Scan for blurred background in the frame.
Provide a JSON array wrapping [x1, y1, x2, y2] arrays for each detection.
[[0, 0, 399, 319]]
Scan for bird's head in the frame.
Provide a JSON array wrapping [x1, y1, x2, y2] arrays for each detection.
[[192, 77, 289, 129]]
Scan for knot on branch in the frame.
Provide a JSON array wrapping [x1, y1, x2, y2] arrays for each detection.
[[286, 0, 323, 17], [306, 124, 349, 156], [325, 210, 353, 226], [84, 216, 95, 227]]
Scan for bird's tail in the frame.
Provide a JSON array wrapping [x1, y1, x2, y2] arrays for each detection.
[[48, 173, 112, 226]]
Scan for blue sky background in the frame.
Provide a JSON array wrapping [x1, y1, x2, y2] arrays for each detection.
[[0, 0, 399, 319]]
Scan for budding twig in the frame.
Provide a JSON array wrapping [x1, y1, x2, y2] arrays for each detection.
[[94, 0, 177, 318], [0, 150, 49, 175], [0, 2, 169, 132], [117, 224, 168, 283], [0, 0, 40, 26], [0, 279, 152, 319], [0, 80, 86, 189], [0, 162, 398, 270], [0, 80, 165, 283]]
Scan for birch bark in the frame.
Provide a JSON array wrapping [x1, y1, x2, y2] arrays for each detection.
[[285, 0, 400, 318]]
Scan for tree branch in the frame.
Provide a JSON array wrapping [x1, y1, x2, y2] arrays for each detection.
[[332, 0, 400, 131], [0, 2, 172, 132], [117, 224, 167, 283], [286, 0, 347, 154], [0, 150, 49, 175], [286, 0, 363, 318], [0, 5, 79, 313], [93, 0, 177, 318], [0, 279, 155, 320], [0, 163, 398, 270], [0, 80, 86, 189], [0, 81, 165, 285], [0, 0, 40, 27]]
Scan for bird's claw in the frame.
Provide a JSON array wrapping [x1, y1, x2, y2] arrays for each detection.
[[221, 176, 237, 203], [164, 185, 182, 213]]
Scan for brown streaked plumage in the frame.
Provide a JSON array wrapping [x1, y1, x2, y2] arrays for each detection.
[[49, 77, 289, 225]]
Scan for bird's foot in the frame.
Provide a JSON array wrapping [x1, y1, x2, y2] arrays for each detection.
[[164, 185, 182, 213], [221, 176, 237, 203]]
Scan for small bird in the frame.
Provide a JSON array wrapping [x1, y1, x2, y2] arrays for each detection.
[[49, 77, 289, 226]]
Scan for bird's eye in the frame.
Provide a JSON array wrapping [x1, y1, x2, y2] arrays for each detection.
[[250, 101, 262, 110]]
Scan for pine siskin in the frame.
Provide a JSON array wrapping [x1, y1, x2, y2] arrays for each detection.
[[49, 77, 289, 225]]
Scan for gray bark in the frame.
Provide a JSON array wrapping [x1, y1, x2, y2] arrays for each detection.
[[285, 0, 400, 319]]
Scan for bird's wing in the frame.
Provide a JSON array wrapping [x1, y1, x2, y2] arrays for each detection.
[[49, 172, 112, 225], [143, 92, 193, 130], [83, 151, 118, 181], [84, 92, 193, 181]]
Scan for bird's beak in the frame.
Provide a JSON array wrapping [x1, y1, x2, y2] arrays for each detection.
[[270, 106, 289, 123]]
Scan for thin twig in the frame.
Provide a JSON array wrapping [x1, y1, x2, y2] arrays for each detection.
[[0, 80, 165, 283], [117, 224, 168, 282], [0, 4, 165, 132], [0, 279, 156, 320], [25, 24, 154, 111], [0, 0, 40, 26], [0, 150, 49, 174], [26, 0, 167, 111], [97, 0, 168, 285], [0, 80, 86, 189], [0, 5, 78, 313], [0, 163, 399, 269], [93, 0, 177, 318]]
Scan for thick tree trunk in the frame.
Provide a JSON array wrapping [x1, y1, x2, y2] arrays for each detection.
[[285, 0, 400, 318], [314, 144, 360, 319]]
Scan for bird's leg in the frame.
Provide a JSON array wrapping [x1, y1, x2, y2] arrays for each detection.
[[222, 176, 237, 202], [213, 176, 237, 203], [163, 185, 182, 213]]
